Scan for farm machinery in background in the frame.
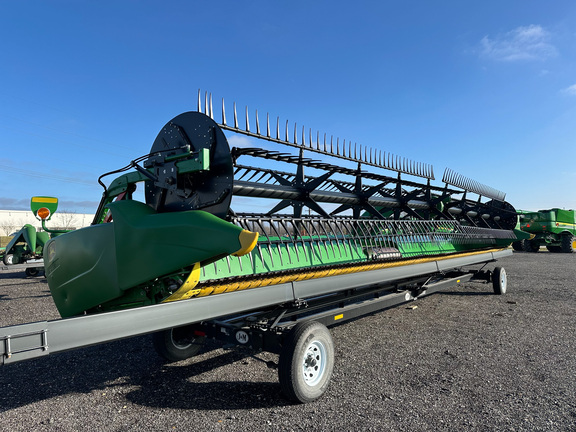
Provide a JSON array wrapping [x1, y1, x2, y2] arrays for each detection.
[[1, 92, 521, 403], [514, 208, 576, 253], [1, 197, 65, 276]]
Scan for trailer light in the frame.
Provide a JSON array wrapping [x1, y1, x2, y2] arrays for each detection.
[[526, 224, 530, 228], [37, 207, 51, 220]]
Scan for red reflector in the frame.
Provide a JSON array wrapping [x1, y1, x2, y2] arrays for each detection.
[[193, 330, 206, 337], [526, 223, 530, 228]]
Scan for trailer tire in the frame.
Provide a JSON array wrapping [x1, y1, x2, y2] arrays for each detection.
[[152, 325, 205, 362], [492, 267, 507, 295], [278, 321, 334, 404], [25, 267, 40, 277], [561, 235, 576, 253], [3, 254, 14, 265]]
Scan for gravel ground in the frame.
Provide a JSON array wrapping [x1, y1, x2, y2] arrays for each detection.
[[1, 251, 575, 431]]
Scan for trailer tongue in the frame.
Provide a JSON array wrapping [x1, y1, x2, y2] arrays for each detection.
[[1, 92, 518, 403]]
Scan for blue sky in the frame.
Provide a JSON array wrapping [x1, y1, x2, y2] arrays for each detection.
[[0, 1, 575, 215]]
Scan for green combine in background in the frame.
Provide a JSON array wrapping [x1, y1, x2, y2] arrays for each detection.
[[515, 208, 576, 253]]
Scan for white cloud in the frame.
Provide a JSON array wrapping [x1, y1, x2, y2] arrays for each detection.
[[226, 134, 256, 148], [561, 84, 576, 96], [479, 25, 557, 61]]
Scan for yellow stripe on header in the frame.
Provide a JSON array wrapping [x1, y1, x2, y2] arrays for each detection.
[[31, 197, 58, 203]]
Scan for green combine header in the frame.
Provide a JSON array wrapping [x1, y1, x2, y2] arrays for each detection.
[[1, 92, 520, 403]]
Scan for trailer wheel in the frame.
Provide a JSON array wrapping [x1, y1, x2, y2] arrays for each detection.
[[561, 235, 576, 253], [25, 267, 40, 277], [152, 325, 205, 362], [278, 321, 334, 403], [492, 267, 507, 295], [3, 254, 14, 265]]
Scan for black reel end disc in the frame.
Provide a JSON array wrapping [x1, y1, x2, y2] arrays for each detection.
[[144, 111, 233, 219]]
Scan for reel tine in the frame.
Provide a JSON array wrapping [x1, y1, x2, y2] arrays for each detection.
[[324, 133, 327, 152], [197, 89, 202, 112], [234, 102, 239, 129], [209, 93, 214, 119], [276, 116, 280, 140], [221, 97, 227, 125], [204, 91, 208, 115], [266, 113, 270, 137], [285, 119, 289, 142], [256, 109, 260, 135], [294, 123, 298, 144], [316, 130, 319, 150], [245, 106, 250, 132]]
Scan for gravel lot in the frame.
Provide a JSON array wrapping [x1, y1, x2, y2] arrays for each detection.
[[1, 251, 575, 431]]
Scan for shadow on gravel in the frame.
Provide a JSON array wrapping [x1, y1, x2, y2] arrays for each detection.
[[126, 380, 287, 410], [0, 336, 285, 412], [0, 272, 46, 281], [435, 290, 495, 297], [0, 293, 52, 301]]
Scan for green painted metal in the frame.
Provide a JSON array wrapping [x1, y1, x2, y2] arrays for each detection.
[[197, 217, 515, 283], [45, 200, 250, 318]]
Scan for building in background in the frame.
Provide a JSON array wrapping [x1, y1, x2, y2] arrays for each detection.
[[0, 210, 94, 235]]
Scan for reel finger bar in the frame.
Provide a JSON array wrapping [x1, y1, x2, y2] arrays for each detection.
[[197, 90, 515, 230], [198, 90, 434, 180]]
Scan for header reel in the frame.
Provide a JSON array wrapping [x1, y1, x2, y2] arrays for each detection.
[[95, 91, 517, 232]]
